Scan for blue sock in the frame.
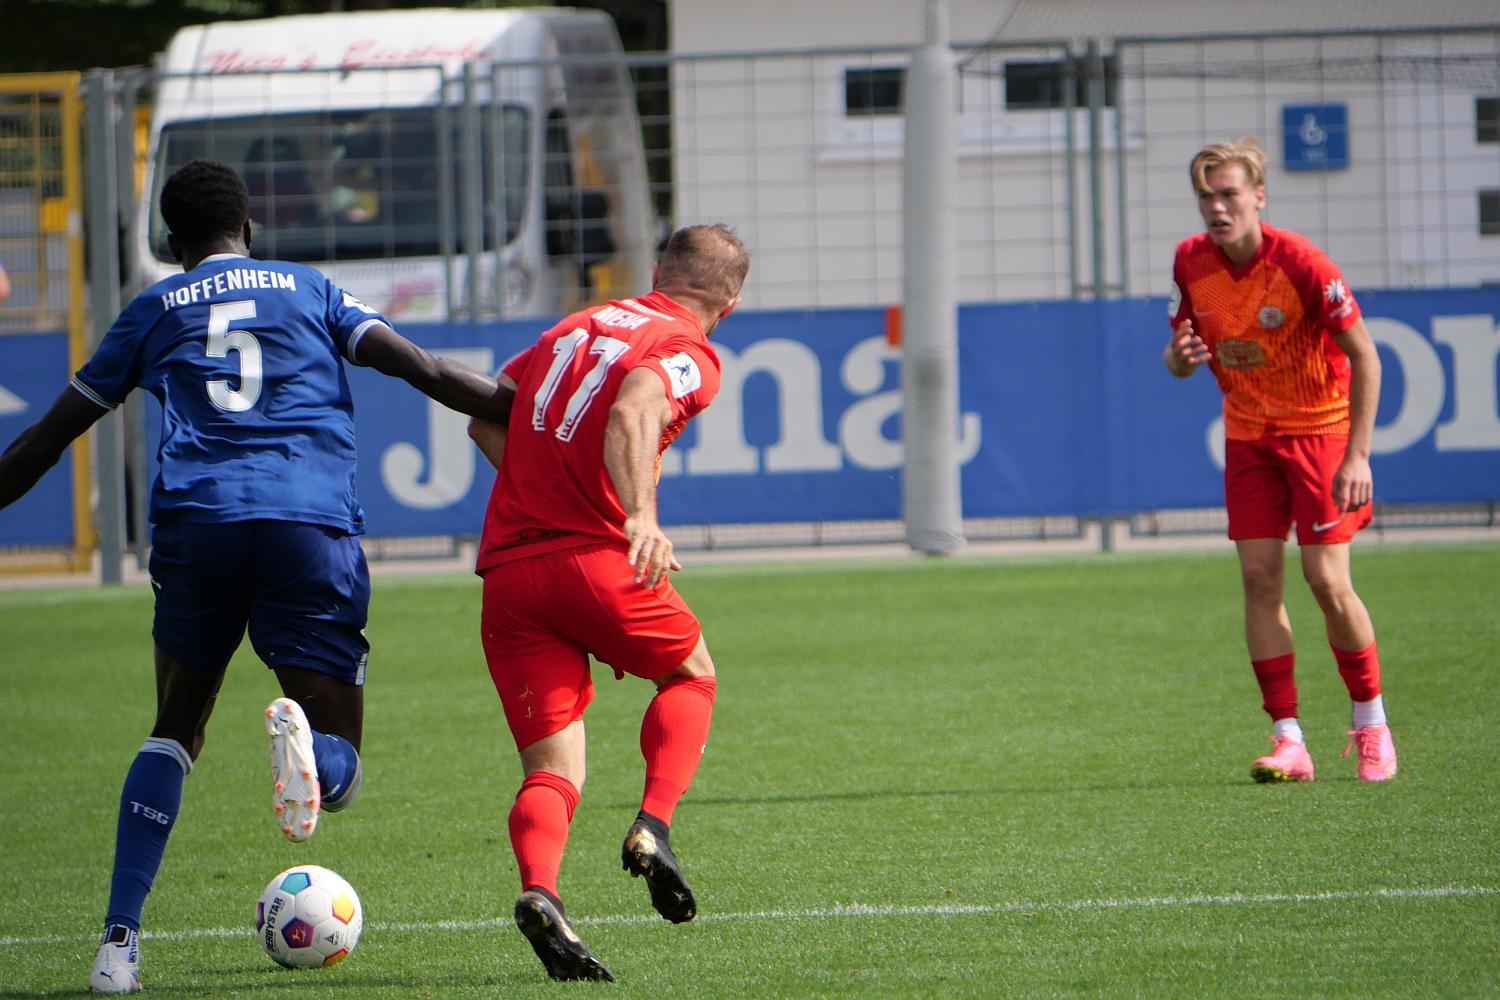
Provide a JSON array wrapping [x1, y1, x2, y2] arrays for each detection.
[[311, 731, 359, 804], [105, 738, 191, 931]]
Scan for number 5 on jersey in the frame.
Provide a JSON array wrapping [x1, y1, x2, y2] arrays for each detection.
[[206, 300, 263, 412]]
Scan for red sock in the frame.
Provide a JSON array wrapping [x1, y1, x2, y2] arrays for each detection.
[[639, 676, 716, 825], [1333, 640, 1381, 703], [507, 771, 579, 896], [1251, 653, 1297, 722]]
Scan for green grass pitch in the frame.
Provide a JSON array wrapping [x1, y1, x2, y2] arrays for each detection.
[[1, 542, 1497, 997]]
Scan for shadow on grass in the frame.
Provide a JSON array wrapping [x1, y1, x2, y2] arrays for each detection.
[[605, 776, 1288, 811]]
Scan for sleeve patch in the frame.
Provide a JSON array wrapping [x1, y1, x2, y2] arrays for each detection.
[[342, 291, 377, 314], [659, 352, 702, 399]]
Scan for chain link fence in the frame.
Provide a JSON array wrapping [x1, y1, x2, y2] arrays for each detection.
[[649, 26, 1498, 311], [1, 24, 1497, 572]]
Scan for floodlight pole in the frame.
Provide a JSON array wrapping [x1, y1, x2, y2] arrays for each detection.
[[901, 0, 965, 555]]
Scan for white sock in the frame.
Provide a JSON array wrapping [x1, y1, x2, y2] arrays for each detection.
[[1272, 717, 1304, 744], [1351, 696, 1386, 729]]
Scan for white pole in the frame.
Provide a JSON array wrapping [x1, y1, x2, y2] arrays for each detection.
[[901, 0, 965, 555], [85, 70, 126, 584]]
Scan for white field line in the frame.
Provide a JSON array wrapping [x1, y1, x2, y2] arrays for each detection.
[[3, 884, 1495, 948]]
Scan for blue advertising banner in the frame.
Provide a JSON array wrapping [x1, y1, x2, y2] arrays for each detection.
[[351, 288, 1498, 532], [2, 288, 1496, 545], [0, 332, 75, 546]]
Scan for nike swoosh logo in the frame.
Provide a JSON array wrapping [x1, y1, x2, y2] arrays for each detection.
[[1312, 519, 1342, 532]]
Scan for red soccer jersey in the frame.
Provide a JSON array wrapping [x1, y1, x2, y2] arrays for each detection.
[[1169, 222, 1362, 440], [476, 290, 720, 572]]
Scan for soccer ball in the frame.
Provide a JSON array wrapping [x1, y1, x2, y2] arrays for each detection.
[[255, 864, 363, 969]]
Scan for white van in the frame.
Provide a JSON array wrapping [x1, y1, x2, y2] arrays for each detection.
[[135, 7, 657, 321]]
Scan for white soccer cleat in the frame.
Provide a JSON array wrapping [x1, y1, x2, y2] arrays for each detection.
[[266, 697, 320, 842], [89, 924, 141, 994]]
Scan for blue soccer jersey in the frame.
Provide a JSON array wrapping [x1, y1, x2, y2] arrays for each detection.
[[73, 254, 388, 533]]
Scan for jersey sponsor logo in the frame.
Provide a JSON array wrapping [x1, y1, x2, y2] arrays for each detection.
[[1257, 305, 1285, 329], [660, 352, 702, 398], [343, 291, 378, 314], [1324, 278, 1356, 321], [1215, 338, 1266, 369]]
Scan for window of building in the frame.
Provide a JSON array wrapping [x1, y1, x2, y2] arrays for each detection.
[[1005, 56, 1117, 110], [845, 67, 904, 117], [1480, 189, 1500, 236], [1477, 97, 1500, 144]]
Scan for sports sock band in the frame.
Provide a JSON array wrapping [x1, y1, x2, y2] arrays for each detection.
[[1251, 653, 1297, 722], [639, 675, 716, 825], [105, 738, 191, 930], [508, 770, 579, 898]]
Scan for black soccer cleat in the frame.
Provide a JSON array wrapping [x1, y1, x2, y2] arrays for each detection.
[[621, 811, 697, 923], [513, 889, 615, 982]]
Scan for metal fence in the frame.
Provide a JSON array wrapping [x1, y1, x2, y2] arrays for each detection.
[[1117, 28, 1500, 298], [656, 40, 1086, 309], [5, 28, 1492, 325], [1, 25, 1497, 573], [0, 73, 83, 335], [650, 26, 1499, 311]]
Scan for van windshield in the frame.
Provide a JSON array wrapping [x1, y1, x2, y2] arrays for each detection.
[[149, 106, 530, 264]]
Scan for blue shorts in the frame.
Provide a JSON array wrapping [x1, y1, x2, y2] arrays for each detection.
[[149, 519, 370, 683]]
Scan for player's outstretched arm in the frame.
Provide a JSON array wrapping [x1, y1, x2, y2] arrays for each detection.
[[354, 322, 515, 425], [468, 374, 516, 472], [605, 368, 679, 587], [0, 386, 108, 510]]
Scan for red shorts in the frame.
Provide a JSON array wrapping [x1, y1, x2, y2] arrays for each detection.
[[479, 541, 702, 749], [1224, 434, 1372, 545]]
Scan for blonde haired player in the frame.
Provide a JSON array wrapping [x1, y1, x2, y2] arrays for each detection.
[[1164, 137, 1397, 783]]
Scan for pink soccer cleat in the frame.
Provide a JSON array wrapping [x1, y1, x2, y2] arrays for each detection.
[[1250, 735, 1315, 783], [1342, 723, 1398, 781]]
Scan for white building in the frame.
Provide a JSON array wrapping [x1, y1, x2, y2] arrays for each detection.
[[662, 1, 1500, 308]]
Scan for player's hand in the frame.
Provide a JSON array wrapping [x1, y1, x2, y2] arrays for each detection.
[[623, 515, 681, 587], [1165, 319, 1211, 376], [1332, 455, 1374, 513]]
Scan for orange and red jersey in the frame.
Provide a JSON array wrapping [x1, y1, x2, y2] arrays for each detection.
[[476, 290, 720, 573], [1169, 222, 1361, 440]]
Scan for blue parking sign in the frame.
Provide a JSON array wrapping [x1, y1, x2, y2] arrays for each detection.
[[1282, 103, 1348, 172]]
